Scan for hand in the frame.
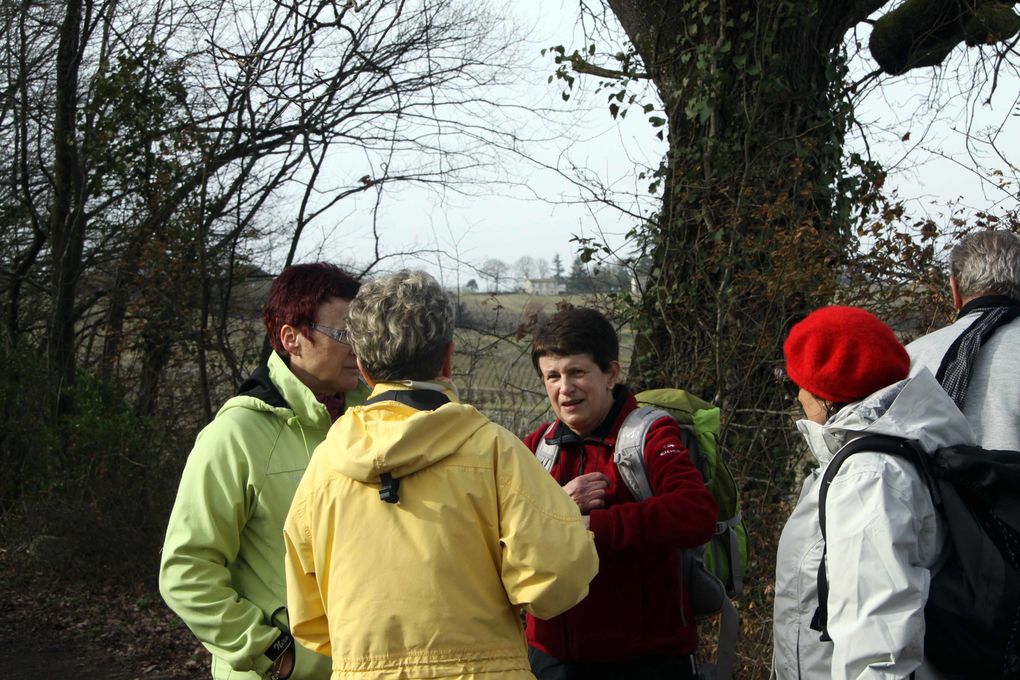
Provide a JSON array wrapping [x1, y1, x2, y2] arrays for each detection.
[[563, 472, 610, 514]]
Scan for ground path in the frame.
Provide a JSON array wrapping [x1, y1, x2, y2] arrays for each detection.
[[1, 550, 207, 679], [4, 639, 182, 680]]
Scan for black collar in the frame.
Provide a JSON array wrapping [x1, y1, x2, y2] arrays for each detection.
[[958, 295, 1020, 320], [364, 389, 450, 411], [236, 353, 288, 408], [546, 384, 630, 445]]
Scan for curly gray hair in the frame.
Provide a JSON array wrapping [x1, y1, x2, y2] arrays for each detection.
[[346, 270, 455, 381], [950, 230, 1020, 301]]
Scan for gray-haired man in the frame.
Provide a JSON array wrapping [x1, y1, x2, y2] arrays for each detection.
[[907, 229, 1020, 450]]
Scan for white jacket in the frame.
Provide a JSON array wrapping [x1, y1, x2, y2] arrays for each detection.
[[771, 370, 973, 680], [907, 309, 1020, 450]]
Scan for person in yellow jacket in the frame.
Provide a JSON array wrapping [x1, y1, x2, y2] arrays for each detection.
[[160, 263, 369, 680], [284, 270, 599, 680]]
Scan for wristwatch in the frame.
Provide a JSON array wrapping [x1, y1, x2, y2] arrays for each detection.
[[265, 630, 294, 680]]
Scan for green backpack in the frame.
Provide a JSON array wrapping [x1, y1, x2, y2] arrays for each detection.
[[633, 388, 748, 597]]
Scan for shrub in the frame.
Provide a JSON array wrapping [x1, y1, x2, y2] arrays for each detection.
[[0, 338, 188, 579]]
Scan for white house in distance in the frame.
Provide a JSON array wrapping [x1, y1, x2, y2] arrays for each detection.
[[523, 277, 565, 296]]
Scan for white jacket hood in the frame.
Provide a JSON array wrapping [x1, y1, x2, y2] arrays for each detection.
[[796, 369, 976, 463]]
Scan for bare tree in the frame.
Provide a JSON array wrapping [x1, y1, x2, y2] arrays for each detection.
[[513, 255, 537, 287], [479, 258, 510, 293], [1, 0, 518, 419], [535, 257, 550, 278]]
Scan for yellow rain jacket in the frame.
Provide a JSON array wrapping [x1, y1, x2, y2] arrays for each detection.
[[284, 381, 598, 680]]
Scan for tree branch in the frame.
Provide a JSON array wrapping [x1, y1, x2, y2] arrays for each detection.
[[568, 53, 650, 80]]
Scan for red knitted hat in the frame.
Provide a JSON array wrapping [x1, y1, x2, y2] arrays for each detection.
[[783, 306, 909, 403]]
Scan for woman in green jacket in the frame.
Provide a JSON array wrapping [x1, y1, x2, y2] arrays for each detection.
[[160, 263, 369, 680]]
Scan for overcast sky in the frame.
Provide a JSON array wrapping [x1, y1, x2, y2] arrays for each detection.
[[286, 1, 1019, 287]]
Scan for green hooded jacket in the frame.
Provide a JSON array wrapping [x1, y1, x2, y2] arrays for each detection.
[[159, 351, 369, 679]]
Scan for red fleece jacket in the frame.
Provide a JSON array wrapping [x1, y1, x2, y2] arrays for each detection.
[[523, 388, 718, 662]]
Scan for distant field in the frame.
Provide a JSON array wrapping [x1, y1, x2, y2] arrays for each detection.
[[452, 298, 551, 436], [454, 292, 586, 318]]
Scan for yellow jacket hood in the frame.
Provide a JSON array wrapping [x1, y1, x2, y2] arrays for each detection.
[[325, 382, 489, 482]]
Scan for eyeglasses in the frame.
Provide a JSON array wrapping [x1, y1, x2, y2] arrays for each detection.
[[309, 323, 351, 346], [772, 365, 800, 402]]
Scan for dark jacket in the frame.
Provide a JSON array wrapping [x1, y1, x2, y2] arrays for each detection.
[[523, 387, 718, 662]]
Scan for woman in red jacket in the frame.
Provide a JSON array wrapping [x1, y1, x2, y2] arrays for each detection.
[[523, 307, 718, 680]]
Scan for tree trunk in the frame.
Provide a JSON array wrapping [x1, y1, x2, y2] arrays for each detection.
[[134, 317, 173, 417], [5, 0, 48, 344], [607, 1, 851, 404], [600, 6, 867, 673], [99, 235, 144, 380], [47, 0, 87, 418]]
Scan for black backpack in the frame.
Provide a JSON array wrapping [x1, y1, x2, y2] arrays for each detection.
[[811, 433, 1020, 679]]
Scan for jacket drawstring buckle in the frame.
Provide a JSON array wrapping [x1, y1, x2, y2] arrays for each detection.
[[379, 472, 400, 503]]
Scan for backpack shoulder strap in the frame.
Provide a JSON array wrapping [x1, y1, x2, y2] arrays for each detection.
[[811, 433, 931, 640], [817, 434, 929, 540], [614, 406, 671, 501], [534, 422, 561, 472]]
